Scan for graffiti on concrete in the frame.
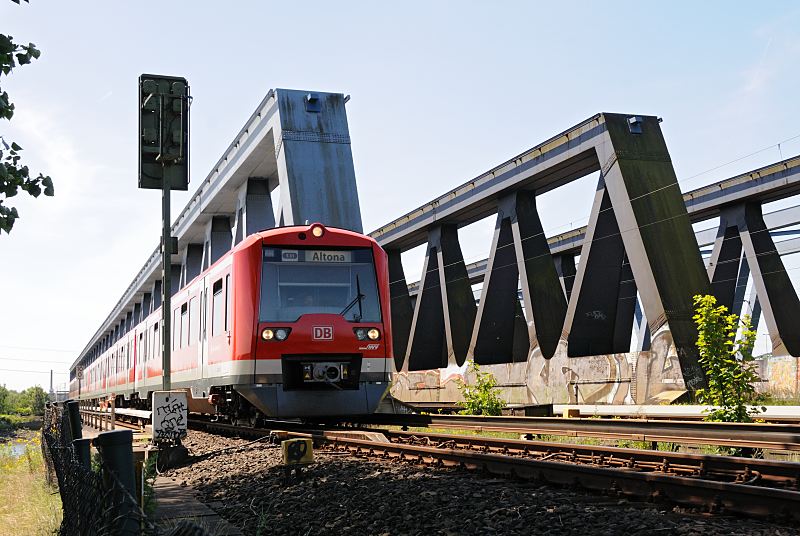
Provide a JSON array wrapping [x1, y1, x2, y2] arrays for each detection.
[[152, 391, 188, 443]]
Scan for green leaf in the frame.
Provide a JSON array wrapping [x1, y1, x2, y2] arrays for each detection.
[[41, 175, 53, 196], [10, 142, 21, 151], [0, 35, 14, 55]]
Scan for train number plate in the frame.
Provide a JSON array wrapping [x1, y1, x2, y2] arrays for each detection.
[[312, 326, 334, 340]]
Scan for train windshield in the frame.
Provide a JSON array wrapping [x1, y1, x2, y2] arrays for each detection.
[[260, 247, 382, 322]]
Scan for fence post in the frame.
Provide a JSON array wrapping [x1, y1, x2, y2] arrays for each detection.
[[110, 395, 116, 431], [94, 429, 138, 536], [73, 438, 92, 470], [67, 400, 82, 440]]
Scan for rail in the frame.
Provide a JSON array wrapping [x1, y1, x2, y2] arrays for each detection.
[[351, 413, 800, 451]]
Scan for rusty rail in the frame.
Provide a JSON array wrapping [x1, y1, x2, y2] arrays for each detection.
[[349, 413, 800, 451], [293, 430, 800, 520], [189, 417, 800, 519]]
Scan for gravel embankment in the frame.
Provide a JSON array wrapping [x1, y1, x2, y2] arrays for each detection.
[[161, 430, 800, 536]]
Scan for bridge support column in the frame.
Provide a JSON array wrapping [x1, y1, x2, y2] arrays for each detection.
[[387, 249, 413, 371], [151, 280, 162, 312], [132, 303, 141, 327], [633, 299, 651, 351], [202, 216, 232, 270], [589, 115, 711, 388], [471, 192, 565, 364], [554, 254, 577, 302], [709, 203, 800, 356], [170, 264, 181, 297], [179, 244, 204, 288], [707, 221, 744, 312], [272, 91, 362, 232], [566, 184, 635, 356], [233, 177, 275, 245], [140, 293, 151, 323], [406, 225, 476, 370]]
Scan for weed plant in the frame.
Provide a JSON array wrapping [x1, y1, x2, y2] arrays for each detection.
[[0, 434, 61, 534]]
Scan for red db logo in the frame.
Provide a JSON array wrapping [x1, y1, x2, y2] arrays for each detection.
[[312, 326, 333, 340]]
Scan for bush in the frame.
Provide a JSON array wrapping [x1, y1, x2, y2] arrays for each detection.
[[692, 294, 765, 423], [456, 361, 505, 416]]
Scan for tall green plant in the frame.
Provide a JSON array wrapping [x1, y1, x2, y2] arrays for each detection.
[[692, 294, 764, 422], [456, 361, 505, 416]]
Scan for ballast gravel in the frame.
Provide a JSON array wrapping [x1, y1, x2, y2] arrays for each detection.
[[160, 430, 800, 536]]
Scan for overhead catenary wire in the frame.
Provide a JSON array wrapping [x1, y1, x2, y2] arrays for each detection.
[[0, 368, 69, 374]]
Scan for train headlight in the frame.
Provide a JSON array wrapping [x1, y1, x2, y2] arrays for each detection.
[[367, 328, 381, 340], [261, 329, 274, 341], [354, 328, 368, 340], [275, 328, 289, 341], [311, 224, 325, 237]]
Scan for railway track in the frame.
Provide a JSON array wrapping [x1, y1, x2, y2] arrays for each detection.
[[189, 418, 800, 520], [348, 413, 800, 451]]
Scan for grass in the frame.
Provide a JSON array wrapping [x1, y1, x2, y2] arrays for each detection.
[[142, 452, 158, 516], [0, 433, 61, 535], [0, 414, 39, 433]]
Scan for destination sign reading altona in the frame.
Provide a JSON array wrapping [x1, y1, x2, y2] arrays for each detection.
[[307, 250, 351, 263]]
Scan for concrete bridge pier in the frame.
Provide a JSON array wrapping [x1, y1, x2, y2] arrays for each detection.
[[406, 225, 476, 371]]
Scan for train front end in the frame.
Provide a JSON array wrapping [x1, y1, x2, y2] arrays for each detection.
[[236, 224, 393, 417]]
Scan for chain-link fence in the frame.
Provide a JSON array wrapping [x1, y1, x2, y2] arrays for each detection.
[[41, 403, 212, 536]]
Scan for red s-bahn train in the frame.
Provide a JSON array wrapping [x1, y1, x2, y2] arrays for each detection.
[[69, 223, 393, 419]]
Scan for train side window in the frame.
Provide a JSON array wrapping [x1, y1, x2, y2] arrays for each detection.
[[212, 279, 224, 337], [181, 303, 189, 348], [225, 274, 231, 332], [173, 308, 180, 350], [189, 297, 199, 345], [153, 323, 160, 360]]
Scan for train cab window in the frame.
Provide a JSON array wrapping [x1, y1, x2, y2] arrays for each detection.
[[212, 279, 224, 337], [260, 247, 382, 322]]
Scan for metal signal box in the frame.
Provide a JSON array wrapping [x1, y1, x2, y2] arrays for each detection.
[[281, 438, 314, 465], [138, 74, 190, 190]]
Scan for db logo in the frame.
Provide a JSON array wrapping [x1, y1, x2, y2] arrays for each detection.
[[312, 326, 333, 341]]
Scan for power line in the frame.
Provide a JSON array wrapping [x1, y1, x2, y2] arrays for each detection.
[[0, 356, 75, 364], [0, 344, 76, 353], [0, 368, 68, 374]]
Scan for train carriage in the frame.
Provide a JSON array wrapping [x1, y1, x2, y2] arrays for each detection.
[[69, 223, 393, 419]]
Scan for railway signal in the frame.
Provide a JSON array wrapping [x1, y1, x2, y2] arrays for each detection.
[[138, 73, 191, 391]]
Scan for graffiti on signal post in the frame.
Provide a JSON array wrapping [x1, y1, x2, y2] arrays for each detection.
[[152, 391, 188, 443]]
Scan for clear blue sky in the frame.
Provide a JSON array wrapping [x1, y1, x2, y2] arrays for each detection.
[[2, 1, 799, 390]]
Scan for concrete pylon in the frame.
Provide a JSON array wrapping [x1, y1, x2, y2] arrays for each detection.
[[180, 244, 204, 288], [387, 249, 413, 371], [406, 225, 476, 370], [565, 183, 636, 356], [151, 280, 162, 312], [202, 216, 232, 271], [272, 90, 362, 232], [233, 178, 275, 245], [471, 192, 565, 364], [708, 202, 800, 356], [140, 293, 151, 323]]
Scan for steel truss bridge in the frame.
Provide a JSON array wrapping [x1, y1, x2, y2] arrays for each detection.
[[71, 90, 800, 406]]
